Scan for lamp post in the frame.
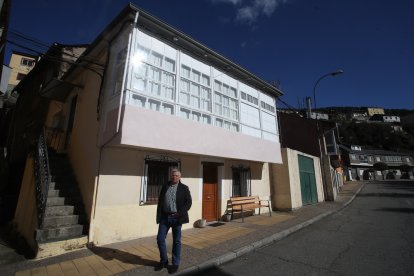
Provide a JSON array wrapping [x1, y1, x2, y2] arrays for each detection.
[[313, 69, 343, 114], [312, 69, 343, 201]]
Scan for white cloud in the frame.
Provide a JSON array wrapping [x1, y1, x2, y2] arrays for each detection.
[[211, 0, 289, 25]]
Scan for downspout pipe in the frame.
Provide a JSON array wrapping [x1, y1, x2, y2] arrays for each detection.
[[88, 12, 138, 247]]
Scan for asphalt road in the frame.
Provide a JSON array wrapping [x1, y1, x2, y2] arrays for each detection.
[[199, 180, 414, 276]]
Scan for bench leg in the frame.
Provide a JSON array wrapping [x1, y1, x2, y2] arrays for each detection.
[[268, 205, 272, 216], [241, 205, 244, 222]]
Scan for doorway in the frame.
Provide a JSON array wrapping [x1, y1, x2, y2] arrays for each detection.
[[298, 155, 318, 205], [202, 165, 219, 222]]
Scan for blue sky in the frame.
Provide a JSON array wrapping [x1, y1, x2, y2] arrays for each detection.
[[7, 0, 414, 110]]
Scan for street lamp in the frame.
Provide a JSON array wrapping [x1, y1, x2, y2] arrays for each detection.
[[313, 69, 344, 113], [312, 69, 343, 201]]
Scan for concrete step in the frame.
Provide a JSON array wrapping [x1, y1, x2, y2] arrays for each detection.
[[43, 215, 80, 228], [46, 196, 83, 206], [36, 235, 88, 259], [35, 224, 84, 242], [46, 196, 65, 206], [45, 205, 74, 216], [47, 187, 81, 197]]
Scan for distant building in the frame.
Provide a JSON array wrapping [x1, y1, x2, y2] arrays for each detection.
[[310, 111, 329, 120], [340, 144, 414, 180], [7, 51, 37, 92], [367, 107, 385, 116], [349, 111, 368, 121], [370, 114, 401, 123]]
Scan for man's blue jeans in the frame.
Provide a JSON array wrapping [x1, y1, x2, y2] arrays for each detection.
[[156, 215, 182, 266]]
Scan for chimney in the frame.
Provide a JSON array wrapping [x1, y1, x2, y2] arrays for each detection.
[[306, 97, 312, 118]]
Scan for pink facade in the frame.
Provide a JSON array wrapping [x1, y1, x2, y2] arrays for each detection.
[[114, 105, 282, 163]]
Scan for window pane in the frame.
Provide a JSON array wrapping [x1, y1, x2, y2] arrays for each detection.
[[181, 79, 190, 92], [215, 103, 222, 114], [214, 81, 221, 91], [191, 96, 200, 109], [191, 83, 200, 96], [180, 92, 190, 105], [180, 108, 190, 119], [192, 70, 200, 83], [192, 112, 201, 122], [151, 51, 163, 67], [164, 57, 175, 72], [163, 103, 173, 115], [202, 114, 211, 124], [202, 74, 210, 86], [182, 65, 190, 78], [164, 86, 174, 100], [132, 94, 146, 107]]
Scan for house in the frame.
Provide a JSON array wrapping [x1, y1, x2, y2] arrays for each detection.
[[309, 111, 329, 121], [10, 4, 283, 256], [1, 43, 87, 234], [367, 107, 385, 116], [339, 144, 414, 180], [370, 114, 401, 123], [369, 114, 403, 132], [348, 110, 368, 122], [7, 51, 37, 91]]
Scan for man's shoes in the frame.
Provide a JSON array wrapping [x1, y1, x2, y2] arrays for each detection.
[[169, 265, 179, 274], [154, 262, 168, 271]]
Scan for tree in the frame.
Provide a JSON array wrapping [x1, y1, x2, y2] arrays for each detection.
[[373, 162, 388, 180], [399, 164, 412, 179]]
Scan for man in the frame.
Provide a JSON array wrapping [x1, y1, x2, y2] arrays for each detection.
[[155, 168, 192, 274]]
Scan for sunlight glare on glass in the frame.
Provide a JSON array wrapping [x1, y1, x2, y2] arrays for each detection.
[[131, 51, 147, 66]]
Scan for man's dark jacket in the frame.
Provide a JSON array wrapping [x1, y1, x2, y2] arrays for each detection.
[[156, 181, 192, 224]]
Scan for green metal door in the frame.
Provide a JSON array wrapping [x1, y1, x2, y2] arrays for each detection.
[[298, 155, 318, 205]]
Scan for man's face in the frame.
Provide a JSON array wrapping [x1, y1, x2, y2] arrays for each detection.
[[170, 171, 181, 184]]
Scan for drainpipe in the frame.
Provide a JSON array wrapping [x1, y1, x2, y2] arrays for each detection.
[[88, 12, 138, 246]]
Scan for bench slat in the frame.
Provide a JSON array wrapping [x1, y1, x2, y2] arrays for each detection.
[[229, 195, 271, 222]]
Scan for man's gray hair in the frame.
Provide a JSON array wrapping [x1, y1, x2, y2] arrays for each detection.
[[171, 168, 181, 175]]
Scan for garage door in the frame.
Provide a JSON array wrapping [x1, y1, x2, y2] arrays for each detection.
[[298, 155, 318, 205]]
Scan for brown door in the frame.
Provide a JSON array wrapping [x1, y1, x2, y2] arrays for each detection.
[[202, 165, 218, 222]]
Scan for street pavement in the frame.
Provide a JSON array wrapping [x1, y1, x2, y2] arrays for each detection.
[[0, 181, 364, 276]]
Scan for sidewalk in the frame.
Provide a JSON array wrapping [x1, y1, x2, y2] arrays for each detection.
[[0, 181, 364, 276]]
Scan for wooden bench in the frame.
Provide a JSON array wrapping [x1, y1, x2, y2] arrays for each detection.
[[229, 196, 272, 222]]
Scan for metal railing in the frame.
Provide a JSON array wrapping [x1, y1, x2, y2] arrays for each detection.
[[33, 129, 51, 229]]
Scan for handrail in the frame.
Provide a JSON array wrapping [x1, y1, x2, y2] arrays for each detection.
[[33, 129, 51, 229]]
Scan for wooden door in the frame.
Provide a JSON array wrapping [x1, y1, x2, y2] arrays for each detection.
[[202, 165, 218, 222]]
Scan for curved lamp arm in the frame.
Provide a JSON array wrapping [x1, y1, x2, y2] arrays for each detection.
[[313, 69, 344, 111]]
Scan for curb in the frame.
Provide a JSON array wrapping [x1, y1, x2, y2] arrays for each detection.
[[178, 183, 365, 275]]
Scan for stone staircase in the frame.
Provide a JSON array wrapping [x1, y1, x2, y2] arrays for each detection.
[[34, 151, 88, 256]]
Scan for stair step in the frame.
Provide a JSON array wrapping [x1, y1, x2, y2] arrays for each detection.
[[48, 187, 81, 197], [36, 235, 87, 259], [47, 196, 83, 206], [43, 215, 80, 228], [48, 189, 60, 197], [47, 197, 65, 206], [49, 181, 75, 190], [45, 205, 74, 216], [35, 224, 84, 242]]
